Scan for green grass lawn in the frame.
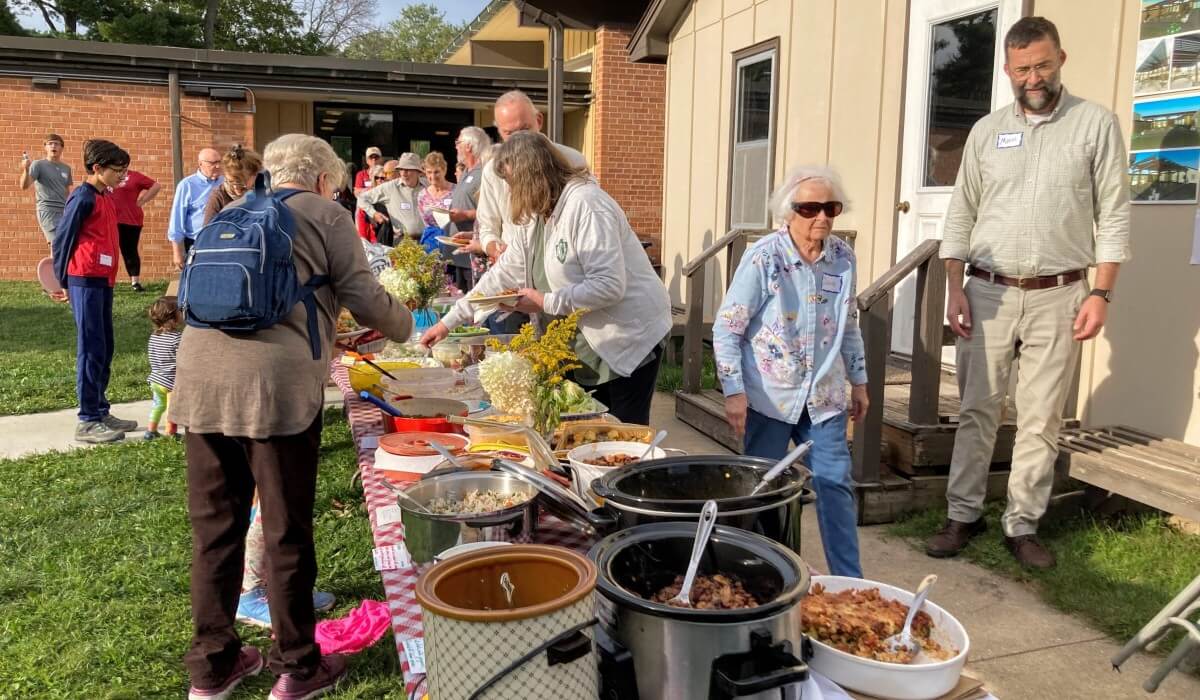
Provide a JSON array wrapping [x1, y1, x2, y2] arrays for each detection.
[[656, 344, 718, 393], [889, 504, 1200, 644], [0, 280, 166, 416], [0, 409, 406, 699]]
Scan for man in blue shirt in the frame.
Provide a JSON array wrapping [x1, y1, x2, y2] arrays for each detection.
[[168, 148, 222, 270]]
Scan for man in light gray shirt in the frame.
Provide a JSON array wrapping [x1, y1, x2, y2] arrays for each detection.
[[928, 17, 1130, 570], [358, 152, 424, 241], [19, 133, 72, 243]]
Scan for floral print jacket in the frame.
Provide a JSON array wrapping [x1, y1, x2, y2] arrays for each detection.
[[713, 229, 868, 426]]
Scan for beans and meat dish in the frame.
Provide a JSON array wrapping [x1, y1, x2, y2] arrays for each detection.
[[649, 574, 759, 610], [801, 583, 955, 663], [426, 489, 532, 515], [583, 453, 640, 467]]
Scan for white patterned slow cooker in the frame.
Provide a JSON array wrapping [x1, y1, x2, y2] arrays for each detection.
[[415, 544, 599, 700]]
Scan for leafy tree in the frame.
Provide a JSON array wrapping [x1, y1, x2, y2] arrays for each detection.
[[11, 0, 128, 35], [343, 2, 464, 63], [0, 0, 25, 35]]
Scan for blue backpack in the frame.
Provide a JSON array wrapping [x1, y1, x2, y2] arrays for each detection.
[[179, 172, 329, 359]]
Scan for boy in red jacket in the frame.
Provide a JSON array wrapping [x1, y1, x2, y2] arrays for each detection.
[[51, 139, 137, 443]]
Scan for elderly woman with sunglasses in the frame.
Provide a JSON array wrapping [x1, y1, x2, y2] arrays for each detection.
[[203, 145, 263, 226], [713, 166, 868, 578]]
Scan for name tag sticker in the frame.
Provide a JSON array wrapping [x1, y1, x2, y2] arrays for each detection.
[[821, 273, 843, 294], [99, 254, 113, 267], [399, 202, 412, 210], [466, 175, 474, 183], [996, 132, 1023, 149], [443, 197, 452, 206]]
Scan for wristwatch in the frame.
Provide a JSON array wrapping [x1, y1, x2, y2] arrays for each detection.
[[1090, 289, 1112, 303]]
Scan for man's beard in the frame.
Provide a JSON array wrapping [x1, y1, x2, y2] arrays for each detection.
[[1016, 77, 1062, 112]]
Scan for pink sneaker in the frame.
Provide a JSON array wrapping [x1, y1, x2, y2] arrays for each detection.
[[188, 646, 264, 700], [268, 654, 348, 700]]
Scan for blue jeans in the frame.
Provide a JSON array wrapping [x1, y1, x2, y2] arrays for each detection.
[[744, 408, 863, 577], [68, 281, 114, 423]]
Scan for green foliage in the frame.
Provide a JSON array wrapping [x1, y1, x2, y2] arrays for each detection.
[[16, 0, 330, 55], [342, 2, 464, 63], [0, 0, 26, 35]]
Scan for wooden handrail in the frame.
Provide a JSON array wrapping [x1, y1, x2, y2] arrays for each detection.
[[857, 239, 941, 311], [682, 229, 745, 277]]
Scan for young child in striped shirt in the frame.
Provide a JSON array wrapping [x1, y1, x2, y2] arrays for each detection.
[[145, 296, 181, 440]]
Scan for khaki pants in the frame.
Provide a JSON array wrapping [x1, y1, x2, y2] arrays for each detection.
[[946, 277, 1087, 537]]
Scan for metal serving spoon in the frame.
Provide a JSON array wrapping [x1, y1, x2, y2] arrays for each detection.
[[885, 574, 939, 661], [431, 442, 469, 472], [639, 430, 669, 460], [750, 440, 814, 496], [668, 500, 719, 608], [380, 479, 433, 515]]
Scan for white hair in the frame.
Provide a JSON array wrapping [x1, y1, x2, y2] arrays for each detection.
[[458, 126, 492, 157], [768, 165, 848, 225], [496, 89, 536, 113], [263, 133, 347, 191]]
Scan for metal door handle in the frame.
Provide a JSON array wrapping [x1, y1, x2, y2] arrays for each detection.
[[897, 201, 911, 213]]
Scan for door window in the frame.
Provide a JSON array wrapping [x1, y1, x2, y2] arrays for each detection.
[[924, 9, 997, 187]]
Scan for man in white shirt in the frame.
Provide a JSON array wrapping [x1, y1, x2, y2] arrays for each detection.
[[464, 90, 586, 262]]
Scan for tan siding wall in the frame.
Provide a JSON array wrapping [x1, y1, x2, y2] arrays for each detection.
[[254, 99, 312, 150], [662, 0, 1200, 442]]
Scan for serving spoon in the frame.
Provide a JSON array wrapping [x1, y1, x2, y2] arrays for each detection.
[[431, 441, 469, 472], [639, 430, 668, 460], [884, 574, 939, 661], [380, 478, 433, 515], [750, 440, 814, 496], [668, 500, 719, 608]]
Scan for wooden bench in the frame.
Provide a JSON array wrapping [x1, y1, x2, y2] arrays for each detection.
[[1058, 425, 1200, 521]]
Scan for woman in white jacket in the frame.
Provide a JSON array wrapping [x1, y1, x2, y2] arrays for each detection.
[[421, 131, 672, 424]]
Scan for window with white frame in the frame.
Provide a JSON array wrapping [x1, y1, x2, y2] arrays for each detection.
[[729, 42, 778, 230]]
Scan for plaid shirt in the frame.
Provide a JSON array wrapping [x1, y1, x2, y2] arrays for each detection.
[[940, 89, 1131, 275]]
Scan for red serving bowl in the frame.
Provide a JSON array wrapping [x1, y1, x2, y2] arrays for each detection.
[[381, 398, 469, 434]]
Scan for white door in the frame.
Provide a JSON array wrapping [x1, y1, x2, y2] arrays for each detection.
[[891, 0, 1024, 358]]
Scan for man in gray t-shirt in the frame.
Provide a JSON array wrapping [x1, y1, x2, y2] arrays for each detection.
[[19, 133, 72, 243]]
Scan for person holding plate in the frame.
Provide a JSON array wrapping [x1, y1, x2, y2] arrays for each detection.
[[421, 131, 671, 424]]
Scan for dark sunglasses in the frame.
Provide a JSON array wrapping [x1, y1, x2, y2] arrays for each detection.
[[791, 201, 843, 218], [373, 176, 386, 182]]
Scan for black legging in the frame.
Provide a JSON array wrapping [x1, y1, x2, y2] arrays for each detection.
[[117, 223, 142, 278], [573, 343, 664, 425]]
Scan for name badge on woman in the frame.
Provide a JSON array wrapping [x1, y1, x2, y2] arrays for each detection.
[[821, 273, 843, 294]]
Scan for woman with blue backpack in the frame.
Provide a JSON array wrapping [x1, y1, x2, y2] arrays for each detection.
[[172, 133, 413, 700]]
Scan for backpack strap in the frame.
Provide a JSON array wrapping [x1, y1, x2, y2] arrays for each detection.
[[300, 274, 331, 360]]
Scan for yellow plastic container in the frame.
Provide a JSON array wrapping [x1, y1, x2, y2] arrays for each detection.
[[347, 360, 419, 395]]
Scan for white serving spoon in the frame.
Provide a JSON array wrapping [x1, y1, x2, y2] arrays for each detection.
[[668, 500, 719, 608]]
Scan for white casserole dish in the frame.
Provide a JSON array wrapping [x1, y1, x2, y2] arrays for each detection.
[[805, 575, 970, 700]]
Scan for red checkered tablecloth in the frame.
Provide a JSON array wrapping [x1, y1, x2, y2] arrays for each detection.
[[330, 362, 595, 698]]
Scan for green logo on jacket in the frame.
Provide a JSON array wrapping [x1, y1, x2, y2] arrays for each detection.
[[555, 238, 568, 263]]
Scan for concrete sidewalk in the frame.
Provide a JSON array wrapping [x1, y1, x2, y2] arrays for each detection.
[[648, 395, 1200, 700], [0, 387, 346, 460]]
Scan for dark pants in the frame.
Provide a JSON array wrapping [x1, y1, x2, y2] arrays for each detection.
[[117, 223, 142, 278], [579, 344, 663, 425], [184, 413, 323, 686], [68, 281, 114, 422], [484, 310, 529, 335]]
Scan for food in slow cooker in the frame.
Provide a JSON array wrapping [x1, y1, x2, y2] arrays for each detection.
[[583, 453, 640, 467], [426, 489, 532, 515], [801, 583, 956, 663], [559, 426, 653, 450], [649, 574, 759, 609]]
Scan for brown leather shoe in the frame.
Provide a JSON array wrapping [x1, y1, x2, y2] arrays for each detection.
[[1005, 535, 1056, 569], [925, 518, 986, 558]]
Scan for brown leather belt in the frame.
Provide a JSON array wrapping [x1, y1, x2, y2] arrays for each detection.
[[968, 266, 1085, 290]]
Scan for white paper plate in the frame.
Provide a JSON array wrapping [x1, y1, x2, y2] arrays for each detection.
[[467, 293, 520, 306]]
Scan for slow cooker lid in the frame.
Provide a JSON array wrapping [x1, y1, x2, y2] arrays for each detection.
[[588, 522, 810, 623], [593, 455, 810, 512]]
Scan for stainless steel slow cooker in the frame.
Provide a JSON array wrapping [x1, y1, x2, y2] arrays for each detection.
[[589, 522, 813, 699]]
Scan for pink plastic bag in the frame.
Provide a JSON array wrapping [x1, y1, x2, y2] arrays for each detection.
[[314, 599, 391, 655]]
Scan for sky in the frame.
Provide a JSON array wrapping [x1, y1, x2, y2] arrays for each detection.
[[14, 1, 491, 35]]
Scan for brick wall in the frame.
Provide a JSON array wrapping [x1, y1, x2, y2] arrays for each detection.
[[0, 77, 253, 281], [590, 25, 667, 264]]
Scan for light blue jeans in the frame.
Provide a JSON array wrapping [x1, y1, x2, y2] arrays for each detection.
[[744, 408, 863, 577]]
